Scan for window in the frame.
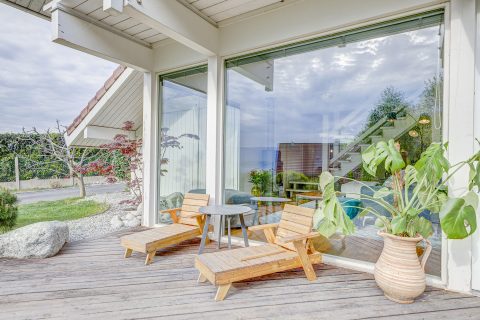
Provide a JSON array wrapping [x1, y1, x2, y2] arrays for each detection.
[[157, 67, 208, 224], [224, 11, 444, 276]]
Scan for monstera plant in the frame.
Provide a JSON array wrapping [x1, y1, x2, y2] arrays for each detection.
[[314, 139, 480, 303], [315, 139, 479, 240]]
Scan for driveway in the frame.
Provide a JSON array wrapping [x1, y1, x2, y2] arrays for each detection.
[[16, 183, 126, 204]]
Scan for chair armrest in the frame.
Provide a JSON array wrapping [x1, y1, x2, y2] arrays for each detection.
[[160, 207, 181, 215], [276, 232, 320, 244], [181, 212, 205, 219], [248, 223, 279, 231], [159, 207, 181, 223]]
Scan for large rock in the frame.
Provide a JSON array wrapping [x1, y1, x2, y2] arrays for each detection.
[[135, 202, 144, 217], [0, 221, 69, 259], [110, 215, 124, 229], [124, 218, 140, 228], [123, 213, 136, 221]]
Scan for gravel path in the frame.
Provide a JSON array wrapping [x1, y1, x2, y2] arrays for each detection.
[[66, 191, 139, 242]]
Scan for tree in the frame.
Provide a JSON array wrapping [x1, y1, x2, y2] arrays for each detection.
[[363, 86, 410, 131], [85, 122, 200, 205], [22, 121, 98, 198], [85, 121, 143, 205], [159, 127, 199, 176]]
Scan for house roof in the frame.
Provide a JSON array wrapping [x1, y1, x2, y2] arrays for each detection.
[[66, 65, 126, 135], [65, 66, 144, 147]]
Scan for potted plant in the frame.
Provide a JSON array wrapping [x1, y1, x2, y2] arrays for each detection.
[[248, 169, 273, 196], [315, 139, 480, 303]]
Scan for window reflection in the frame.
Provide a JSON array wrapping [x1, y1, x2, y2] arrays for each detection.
[[157, 69, 207, 224], [224, 24, 443, 276]]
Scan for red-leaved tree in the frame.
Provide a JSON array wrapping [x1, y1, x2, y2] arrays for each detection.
[[87, 121, 199, 206], [86, 121, 143, 205]]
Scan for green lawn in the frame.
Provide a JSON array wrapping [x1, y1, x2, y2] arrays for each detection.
[[11, 198, 109, 231]]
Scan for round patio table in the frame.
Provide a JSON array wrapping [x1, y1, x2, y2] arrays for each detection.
[[250, 196, 291, 225], [197, 205, 251, 254], [296, 192, 323, 208]]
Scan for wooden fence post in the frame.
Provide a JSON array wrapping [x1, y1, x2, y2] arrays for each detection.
[[15, 156, 20, 190]]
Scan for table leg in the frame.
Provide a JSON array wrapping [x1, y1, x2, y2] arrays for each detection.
[[239, 214, 249, 247], [227, 217, 231, 249], [217, 215, 223, 249], [252, 200, 259, 226], [257, 203, 262, 225], [198, 214, 211, 255]]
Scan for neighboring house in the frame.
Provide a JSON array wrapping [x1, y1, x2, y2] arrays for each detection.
[[4, 0, 480, 295]]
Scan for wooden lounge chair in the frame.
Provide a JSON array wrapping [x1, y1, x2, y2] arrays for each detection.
[[195, 204, 322, 301], [121, 193, 210, 265]]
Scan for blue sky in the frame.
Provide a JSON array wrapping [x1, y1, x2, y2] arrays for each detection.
[[0, 3, 118, 133]]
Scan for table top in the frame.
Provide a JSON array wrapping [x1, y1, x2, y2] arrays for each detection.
[[199, 205, 251, 216], [290, 181, 319, 185], [297, 193, 323, 200], [250, 196, 291, 202]]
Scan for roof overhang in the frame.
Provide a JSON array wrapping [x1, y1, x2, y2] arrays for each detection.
[[65, 67, 143, 147]]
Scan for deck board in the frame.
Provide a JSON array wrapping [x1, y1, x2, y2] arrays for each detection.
[[0, 229, 478, 320]]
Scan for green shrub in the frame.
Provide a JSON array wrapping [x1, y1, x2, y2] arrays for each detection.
[[276, 170, 309, 186], [0, 188, 18, 231]]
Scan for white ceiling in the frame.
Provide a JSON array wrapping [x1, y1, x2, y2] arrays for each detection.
[[2, 0, 51, 18], [3, 0, 168, 46], [182, 0, 284, 23], [60, 0, 168, 46], [4, 0, 290, 33]]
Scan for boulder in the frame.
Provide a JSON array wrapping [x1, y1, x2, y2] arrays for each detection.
[[123, 213, 136, 221], [136, 202, 144, 217], [124, 217, 140, 228], [0, 221, 69, 259], [111, 215, 124, 229]]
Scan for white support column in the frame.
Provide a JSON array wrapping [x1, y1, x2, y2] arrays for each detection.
[[142, 72, 159, 227], [446, 0, 477, 293], [472, 0, 480, 292], [206, 56, 225, 236], [206, 56, 224, 205]]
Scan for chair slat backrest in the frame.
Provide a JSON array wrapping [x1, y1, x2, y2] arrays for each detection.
[[275, 204, 315, 251], [178, 193, 210, 226]]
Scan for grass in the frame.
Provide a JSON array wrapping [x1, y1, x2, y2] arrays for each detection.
[[8, 197, 109, 231]]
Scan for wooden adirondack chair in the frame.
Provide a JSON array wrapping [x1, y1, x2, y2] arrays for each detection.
[[195, 204, 322, 301], [121, 193, 210, 265]]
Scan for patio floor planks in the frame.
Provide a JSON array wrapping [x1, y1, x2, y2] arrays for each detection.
[[1, 229, 480, 319]]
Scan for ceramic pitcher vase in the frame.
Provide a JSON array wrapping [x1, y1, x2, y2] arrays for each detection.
[[374, 232, 432, 304]]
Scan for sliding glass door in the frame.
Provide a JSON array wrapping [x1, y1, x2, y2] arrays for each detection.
[[157, 67, 208, 224], [224, 11, 444, 276]]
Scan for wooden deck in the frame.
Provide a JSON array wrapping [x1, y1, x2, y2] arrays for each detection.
[[1, 229, 480, 320]]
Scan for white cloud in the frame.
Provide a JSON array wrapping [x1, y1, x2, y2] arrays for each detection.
[[226, 25, 442, 148], [0, 4, 118, 132]]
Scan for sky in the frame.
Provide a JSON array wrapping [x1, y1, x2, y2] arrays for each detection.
[[226, 25, 442, 148], [0, 3, 118, 133]]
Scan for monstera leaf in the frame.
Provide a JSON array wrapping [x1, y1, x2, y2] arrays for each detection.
[[362, 140, 405, 176], [391, 216, 407, 235], [440, 191, 478, 239], [417, 188, 448, 214], [468, 161, 480, 191], [404, 165, 417, 187], [406, 216, 433, 238], [415, 142, 449, 185], [314, 172, 355, 238]]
